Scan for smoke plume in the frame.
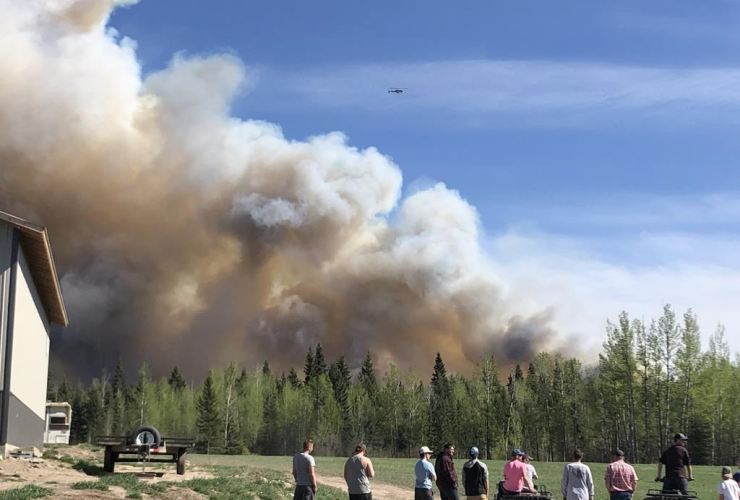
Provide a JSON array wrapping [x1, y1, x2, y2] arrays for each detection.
[[0, 0, 560, 379]]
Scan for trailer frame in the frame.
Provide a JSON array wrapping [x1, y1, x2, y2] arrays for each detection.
[[96, 435, 195, 475]]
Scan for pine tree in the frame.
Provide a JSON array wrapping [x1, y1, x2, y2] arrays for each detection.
[[111, 358, 126, 395], [169, 366, 187, 391], [514, 364, 524, 381], [313, 344, 328, 377], [303, 347, 315, 384], [57, 376, 71, 403], [86, 381, 104, 443], [288, 368, 301, 388], [359, 351, 378, 398], [430, 352, 454, 448], [329, 356, 351, 409], [262, 360, 272, 377], [196, 371, 221, 454], [46, 372, 56, 402], [70, 383, 88, 444]]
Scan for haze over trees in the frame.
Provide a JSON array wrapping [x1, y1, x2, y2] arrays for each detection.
[[49, 305, 740, 465]]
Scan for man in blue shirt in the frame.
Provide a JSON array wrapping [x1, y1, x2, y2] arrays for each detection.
[[416, 446, 438, 500]]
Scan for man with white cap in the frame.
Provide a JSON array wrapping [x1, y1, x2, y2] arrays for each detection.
[[462, 446, 489, 500], [717, 467, 740, 500], [416, 446, 438, 500]]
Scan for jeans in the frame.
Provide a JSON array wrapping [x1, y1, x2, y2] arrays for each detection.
[[663, 477, 689, 495], [415, 488, 434, 500], [349, 494, 372, 500], [439, 487, 460, 500], [610, 491, 632, 500]]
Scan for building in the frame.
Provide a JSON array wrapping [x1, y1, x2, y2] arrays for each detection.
[[44, 402, 72, 445], [0, 210, 67, 455]]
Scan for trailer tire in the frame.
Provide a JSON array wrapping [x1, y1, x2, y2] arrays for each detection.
[[131, 425, 161, 447], [104, 448, 115, 473], [177, 452, 187, 475]]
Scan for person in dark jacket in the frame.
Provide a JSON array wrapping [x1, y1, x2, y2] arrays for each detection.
[[435, 443, 459, 500], [462, 446, 489, 500], [655, 433, 693, 495]]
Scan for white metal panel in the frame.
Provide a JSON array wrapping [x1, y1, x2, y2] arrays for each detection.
[[9, 246, 50, 419], [0, 220, 11, 389]]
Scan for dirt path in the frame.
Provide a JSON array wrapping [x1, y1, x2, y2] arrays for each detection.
[[319, 474, 411, 500]]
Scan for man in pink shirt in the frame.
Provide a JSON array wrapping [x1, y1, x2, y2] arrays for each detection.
[[605, 449, 638, 500], [500, 449, 536, 496]]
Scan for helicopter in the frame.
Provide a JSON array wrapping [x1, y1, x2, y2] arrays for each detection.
[[388, 87, 407, 94]]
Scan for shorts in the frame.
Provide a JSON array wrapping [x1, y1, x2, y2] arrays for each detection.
[[349, 494, 372, 500], [293, 485, 315, 500], [415, 488, 434, 500]]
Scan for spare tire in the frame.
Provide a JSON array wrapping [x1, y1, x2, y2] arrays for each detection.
[[131, 425, 161, 447]]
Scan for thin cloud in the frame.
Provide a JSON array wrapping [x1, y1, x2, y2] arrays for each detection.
[[257, 60, 740, 127], [488, 227, 740, 358], [513, 192, 740, 230]]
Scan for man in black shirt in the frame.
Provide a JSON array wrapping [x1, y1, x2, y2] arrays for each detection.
[[655, 433, 694, 495]]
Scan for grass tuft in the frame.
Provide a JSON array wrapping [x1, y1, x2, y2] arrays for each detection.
[[71, 473, 168, 497], [182, 468, 346, 500], [0, 485, 53, 500]]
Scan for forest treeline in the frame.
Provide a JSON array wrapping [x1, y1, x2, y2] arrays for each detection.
[[48, 304, 740, 465]]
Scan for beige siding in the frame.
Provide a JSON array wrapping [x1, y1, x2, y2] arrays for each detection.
[[0, 220, 11, 388], [9, 246, 50, 419]]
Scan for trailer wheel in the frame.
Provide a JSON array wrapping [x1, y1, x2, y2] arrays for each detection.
[[104, 447, 115, 473], [131, 425, 162, 447], [177, 452, 187, 475]]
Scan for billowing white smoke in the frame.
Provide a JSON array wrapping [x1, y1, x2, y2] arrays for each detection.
[[0, 0, 558, 378]]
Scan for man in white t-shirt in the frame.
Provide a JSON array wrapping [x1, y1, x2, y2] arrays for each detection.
[[524, 454, 538, 491], [718, 467, 740, 500], [293, 439, 317, 500]]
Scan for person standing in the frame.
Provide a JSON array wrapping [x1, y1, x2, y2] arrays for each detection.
[[416, 446, 438, 500], [462, 446, 489, 500], [502, 449, 535, 495], [656, 433, 694, 495], [718, 467, 740, 500], [605, 449, 638, 500], [436, 443, 459, 500], [293, 439, 317, 500], [561, 449, 594, 500], [344, 443, 375, 500]]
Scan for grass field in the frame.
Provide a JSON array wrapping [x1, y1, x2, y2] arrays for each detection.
[[191, 454, 729, 500]]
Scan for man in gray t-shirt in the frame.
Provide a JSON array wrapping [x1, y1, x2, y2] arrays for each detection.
[[344, 443, 375, 500], [293, 439, 317, 500]]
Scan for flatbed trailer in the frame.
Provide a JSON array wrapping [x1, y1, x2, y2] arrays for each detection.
[[97, 427, 194, 475]]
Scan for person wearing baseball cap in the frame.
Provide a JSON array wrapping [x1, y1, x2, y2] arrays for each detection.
[[718, 466, 740, 500], [656, 433, 693, 494], [462, 446, 489, 500], [415, 446, 437, 500], [344, 444, 374, 500], [605, 449, 638, 500], [500, 448, 535, 497]]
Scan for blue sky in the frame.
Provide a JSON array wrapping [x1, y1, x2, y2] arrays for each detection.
[[109, 1, 740, 348]]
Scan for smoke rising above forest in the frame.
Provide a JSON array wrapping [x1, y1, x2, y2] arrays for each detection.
[[0, 0, 562, 379]]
